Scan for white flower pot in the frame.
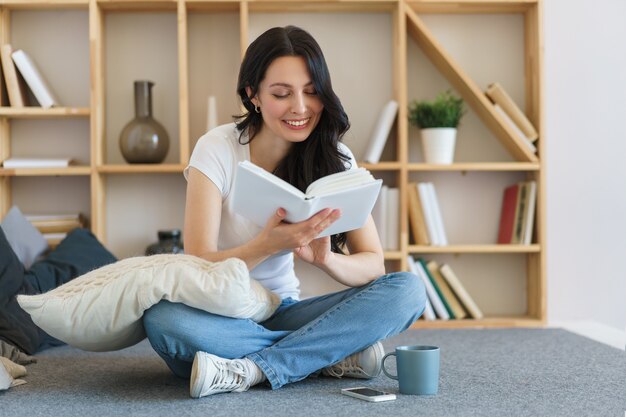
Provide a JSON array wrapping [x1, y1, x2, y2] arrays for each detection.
[[420, 127, 457, 164]]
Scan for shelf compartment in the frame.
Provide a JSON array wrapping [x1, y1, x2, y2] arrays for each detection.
[[409, 244, 540, 253], [0, 107, 90, 119], [0, 166, 91, 176], [410, 315, 543, 329], [405, 5, 538, 163], [98, 164, 185, 174], [408, 162, 539, 171], [97, 0, 178, 12]]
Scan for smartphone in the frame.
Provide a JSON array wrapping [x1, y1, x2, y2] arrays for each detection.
[[341, 387, 396, 402]]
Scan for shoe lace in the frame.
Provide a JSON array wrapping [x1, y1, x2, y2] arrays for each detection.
[[211, 359, 251, 392], [326, 354, 364, 378]]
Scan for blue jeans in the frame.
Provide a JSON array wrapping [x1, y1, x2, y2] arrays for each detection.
[[143, 271, 426, 389]]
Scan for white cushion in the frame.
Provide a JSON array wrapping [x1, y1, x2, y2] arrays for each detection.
[[17, 254, 281, 352]]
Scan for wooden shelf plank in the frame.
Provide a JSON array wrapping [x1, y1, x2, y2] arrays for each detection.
[[0, 166, 91, 176], [0, 107, 90, 118], [98, 164, 185, 174], [408, 162, 539, 171], [358, 161, 403, 171], [405, 5, 538, 163], [1, 0, 89, 9], [384, 251, 403, 260], [247, 1, 396, 13], [97, 0, 178, 12], [407, 0, 535, 14], [409, 244, 540, 253], [410, 316, 544, 329]]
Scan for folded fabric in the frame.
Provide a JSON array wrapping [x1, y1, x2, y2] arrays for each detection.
[[17, 255, 281, 352], [0, 357, 27, 391]]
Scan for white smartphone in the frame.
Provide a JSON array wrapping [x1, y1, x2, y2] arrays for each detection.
[[341, 387, 396, 402]]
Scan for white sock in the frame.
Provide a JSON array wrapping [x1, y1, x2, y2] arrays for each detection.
[[243, 358, 266, 386]]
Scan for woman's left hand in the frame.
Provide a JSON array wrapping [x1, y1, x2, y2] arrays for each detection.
[[294, 236, 333, 267]]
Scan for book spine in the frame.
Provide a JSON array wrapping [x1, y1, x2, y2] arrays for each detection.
[[1, 44, 26, 107], [486, 82, 538, 142], [493, 104, 537, 153], [522, 181, 537, 244], [410, 256, 449, 320], [11, 49, 59, 109], [427, 182, 448, 246], [439, 264, 484, 319], [418, 258, 453, 319], [407, 182, 430, 245], [417, 182, 439, 245], [385, 187, 400, 251], [512, 182, 527, 244], [362, 100, 398, 163], [497, 184, 519, 244], [407, 256, 436, 320], [371, 185, 387, 248]]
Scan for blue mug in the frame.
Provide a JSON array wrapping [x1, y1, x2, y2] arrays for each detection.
[[382, 345, 440, 395]]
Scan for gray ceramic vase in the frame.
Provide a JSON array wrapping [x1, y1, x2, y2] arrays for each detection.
[[119, 80, 170, 164]]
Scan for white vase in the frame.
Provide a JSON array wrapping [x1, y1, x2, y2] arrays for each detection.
[[420, 127, 457, 164]]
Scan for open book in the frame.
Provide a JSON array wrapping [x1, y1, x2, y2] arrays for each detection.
[[232, 161, 382, 238]]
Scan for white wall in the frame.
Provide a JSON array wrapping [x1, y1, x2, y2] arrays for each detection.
[[545, 0, 626, 330]]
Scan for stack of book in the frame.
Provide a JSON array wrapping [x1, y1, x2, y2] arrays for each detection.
[[371, 185, 400, 251], [497, 181, 537, 245], [1, 44, 59, 108], [25, 213, 86, 248], [407, 255, 483, 321], [407, 182, 447, 246], [485, 82, 538, 154], [2, 157, 72, 169]]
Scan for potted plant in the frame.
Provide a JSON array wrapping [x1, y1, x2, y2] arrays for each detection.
[[408, 90, 465, 164]]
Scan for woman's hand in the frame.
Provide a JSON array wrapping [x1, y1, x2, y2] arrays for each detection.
[[293, 236, 333, 267], [253, 207, 341, 257]]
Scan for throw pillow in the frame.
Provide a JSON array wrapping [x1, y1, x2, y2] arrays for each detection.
[[0, 227, 116, 354], [17, 255, 281, 352], [0, 206, 48, 269]]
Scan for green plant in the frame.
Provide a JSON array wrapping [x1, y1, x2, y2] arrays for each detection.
[[408, 90, 465, 129]]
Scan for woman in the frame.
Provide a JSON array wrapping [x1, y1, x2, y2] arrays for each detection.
[[144, 26, 426, 399]]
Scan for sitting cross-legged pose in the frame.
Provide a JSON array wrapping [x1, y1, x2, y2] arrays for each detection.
[[143, 25, 426, 399]]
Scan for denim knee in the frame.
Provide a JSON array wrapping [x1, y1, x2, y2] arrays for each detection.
[[378, 271, 427, 322]]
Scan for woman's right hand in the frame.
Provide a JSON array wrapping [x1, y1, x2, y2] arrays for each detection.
[[254, 207, 341, 256]]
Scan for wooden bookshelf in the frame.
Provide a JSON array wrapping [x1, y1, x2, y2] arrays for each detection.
[[0, 0, 545, 330]]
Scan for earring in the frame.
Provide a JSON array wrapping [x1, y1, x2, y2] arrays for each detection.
[[254, 105, 261, 114]]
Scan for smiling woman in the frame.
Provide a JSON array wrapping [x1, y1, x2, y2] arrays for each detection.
[[142, 25, 426, 400]]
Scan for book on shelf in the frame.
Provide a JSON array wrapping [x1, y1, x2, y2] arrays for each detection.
[[426, 260, 467, 319], [2, 157, 72, 169], [493, 104, 537, 154], [408, 256, 446, 320], [25, 213, 86, 234], [407, 182, 430, 245], [0, 44, 27, 107], [11, 49, 59, 109], [521, 181, 537, 245], [232, 160, 382, 238], [385, 187, 400, 251], [361, 100, 398, 163], [417, 182, 448, 246], [439, 263, 484, 319], [486, 82, 538, 143], [371, 185, 387, 248], [497, 181, 537, 244], [43, 232, 66, 248], [418, 258, 455, 319]]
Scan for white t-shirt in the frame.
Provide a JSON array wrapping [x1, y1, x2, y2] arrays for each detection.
[[184, 123, 357, 300]]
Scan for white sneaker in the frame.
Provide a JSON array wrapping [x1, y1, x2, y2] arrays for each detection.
[[190, 352, 261, 398], [322, 341, 384, 379]]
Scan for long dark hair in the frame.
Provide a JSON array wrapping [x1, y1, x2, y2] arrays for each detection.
[[235, 26, 351, 253]]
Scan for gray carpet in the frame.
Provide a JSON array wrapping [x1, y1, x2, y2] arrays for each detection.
[[1, 328, 624, 417]]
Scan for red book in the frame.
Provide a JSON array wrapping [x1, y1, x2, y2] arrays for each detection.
[[497, 184, 520, 244]]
